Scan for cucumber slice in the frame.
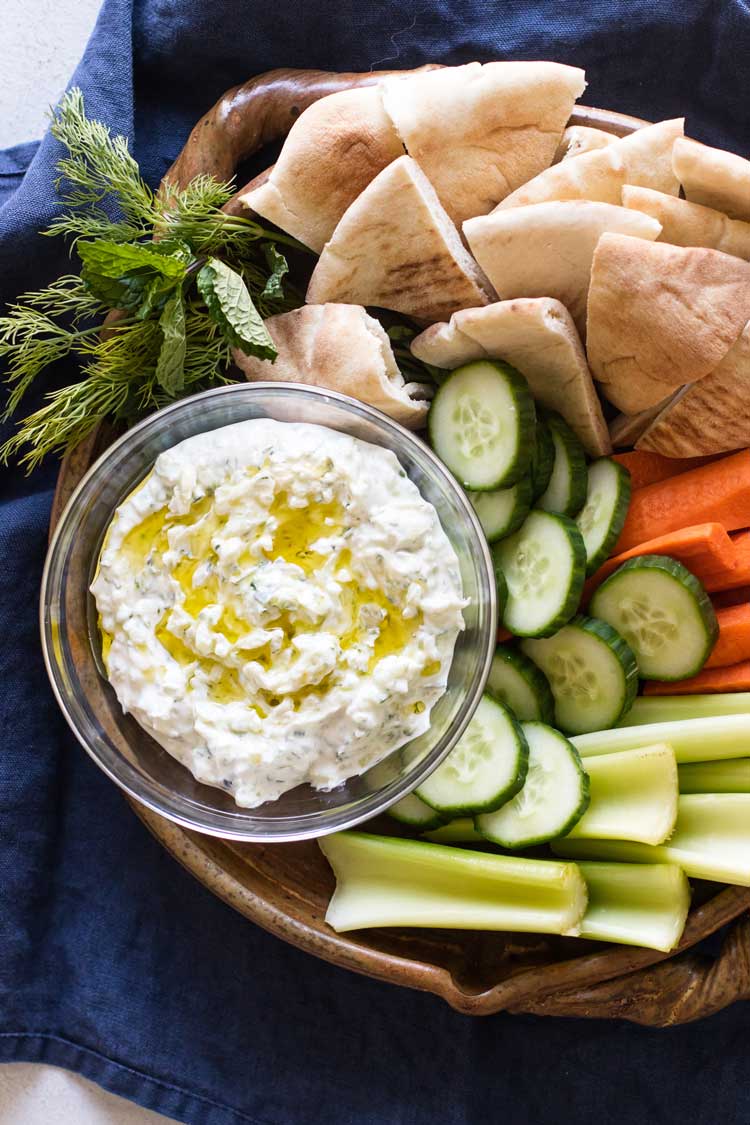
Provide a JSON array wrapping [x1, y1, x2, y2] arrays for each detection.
[[590, 555, 719, 680], [468, 476, 533, 543], [521, 616, 639, 734], [387, 792, 445, 830], [494, 510, 586, 637], [531, 420, 555, 500], [576, 459, 632, 576], [428, 360, 536, 490], [486, 645, 555, 723], [476, 722, 590, 848], [538, 413, 588, 517], [415, 695, 528, 815]]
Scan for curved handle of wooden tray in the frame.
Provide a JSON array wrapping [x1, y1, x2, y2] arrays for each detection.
[[163, 64, 438, 203], [509, 911, 750, 1025]]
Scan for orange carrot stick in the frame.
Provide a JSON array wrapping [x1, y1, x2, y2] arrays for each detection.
[[615, 450, 750, 553], [705, 605, 750, 668], [582, 523, 736, 603], [611, 451, 723, 491], [644, 660, 750, 695], [702, 533, 750, 592]]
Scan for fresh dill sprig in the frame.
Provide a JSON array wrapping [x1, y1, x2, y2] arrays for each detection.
[[1, 88, 307, 470]]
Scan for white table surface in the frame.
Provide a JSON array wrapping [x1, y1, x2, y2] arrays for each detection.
[[3, 2, 182, 1121]]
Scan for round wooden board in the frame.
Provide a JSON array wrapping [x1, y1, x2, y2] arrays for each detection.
[[50, 72, 750, 1022]]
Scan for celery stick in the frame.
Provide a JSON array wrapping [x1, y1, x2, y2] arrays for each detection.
[[569, 744, 678, 845], [572, 714, 750, 763], [423, 818, 485, 844], [553, 794, 750, 885], [621, 694, 750, 727], [679, 759, 750, 793], [320, 832, 588, 934], [578, 862, 690, 952]]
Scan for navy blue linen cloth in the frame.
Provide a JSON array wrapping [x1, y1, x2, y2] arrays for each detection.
[[2, 2, 750, 1122]]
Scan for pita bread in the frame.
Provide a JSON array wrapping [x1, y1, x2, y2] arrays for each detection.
[[463, 200, 661, 336], [380, 61, 586, 226], [673, 138, 750, 223], [637, 323, 750, 457], [586, 233, 750, 414], [306, 156, 494, 323], [233, 304, 430, 429], [609, 401, 675, 448], [622, 186, 750, 261], [555, 125, 618, 162], [410, 297, 610, 456], [239, 87, 404, 253], [495, 119, 684, 210]]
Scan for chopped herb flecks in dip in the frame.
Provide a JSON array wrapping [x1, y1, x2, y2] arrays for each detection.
[[91, 419, 466, 807]]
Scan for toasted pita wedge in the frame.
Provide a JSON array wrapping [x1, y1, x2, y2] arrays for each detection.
[[380, 61, 585, 226], [410, 297, 610, 455], [609, 401, 676, 448], [495, 119, 683, 210], [463, 200, 661, 336], [555, 125, 618, 162], [637, 323, 750, 457], [622, 186, 750, 261], [233, 304, 430, 428], [306, 156, 494, 323], [586, 233, 750, 414], [673, 138, 750, 223], [239, 87, 404, 253]]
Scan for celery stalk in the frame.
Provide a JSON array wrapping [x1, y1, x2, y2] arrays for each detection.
[[319, 832, 588, 934], [578, 862, 690, 952], [553, 794, 750, 885], [423, 818, 485, 844], [679, 758, 750, 793], [621, 694, 750, 726], [572, 714, 750, 763], [569, 744, 678, 845]]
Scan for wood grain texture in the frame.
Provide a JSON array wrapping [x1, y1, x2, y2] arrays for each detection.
[[51, 70, 750, 1021]]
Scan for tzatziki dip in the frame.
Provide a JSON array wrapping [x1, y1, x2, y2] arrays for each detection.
[[91, 419, 466, 807]]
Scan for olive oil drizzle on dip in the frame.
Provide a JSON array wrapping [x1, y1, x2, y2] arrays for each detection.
[[92, 419, 466, 807]]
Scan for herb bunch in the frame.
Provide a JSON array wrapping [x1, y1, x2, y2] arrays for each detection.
[[0, 89, 306, 470]]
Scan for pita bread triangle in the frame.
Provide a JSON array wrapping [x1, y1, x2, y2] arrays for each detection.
[[493, 119, 684, 210], [380, 61, 586, 225], [622, 186, 750, 261], [463, 199, 661, 336], [555, 125, 617, 162], [673, 138, 750, 223], [410, 297, 610, 456], [306, 156, 494, 323], [240, 86, 404, 253], [233, 304, 429, 429], [637, 323, 750, 457], [586, 233, 750, 414]]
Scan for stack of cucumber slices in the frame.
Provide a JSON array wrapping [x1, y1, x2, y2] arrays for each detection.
[[390, 360, 720, 851]]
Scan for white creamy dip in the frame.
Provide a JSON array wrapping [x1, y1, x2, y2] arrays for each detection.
[[91, 419, 466, 807]]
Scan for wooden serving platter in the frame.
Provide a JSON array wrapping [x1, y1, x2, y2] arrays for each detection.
[[51, 68, 750, 1022]]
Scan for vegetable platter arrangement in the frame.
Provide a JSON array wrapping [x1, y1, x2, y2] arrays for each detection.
[[15, 60, 750, 1001]]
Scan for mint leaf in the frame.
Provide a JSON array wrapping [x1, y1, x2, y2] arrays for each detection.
[[155, 290, 186, 395], [261, 243, 289, 302], [386, 324, 417, 344], [77, 238, 188, 280], [197, 258, 276, 360]]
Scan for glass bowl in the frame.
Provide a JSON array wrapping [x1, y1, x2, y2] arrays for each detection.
[[41, 383, 496, 841]]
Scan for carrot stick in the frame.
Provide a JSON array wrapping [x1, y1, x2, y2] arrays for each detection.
[[705, 605, 750, 668], [615, 450, 750, 554], [611, 451, 723, 491], [702, 533, 750, 592], [582, 523, 736, 603], [644, 661, 750, 695], [497, 627, 512, 643]]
